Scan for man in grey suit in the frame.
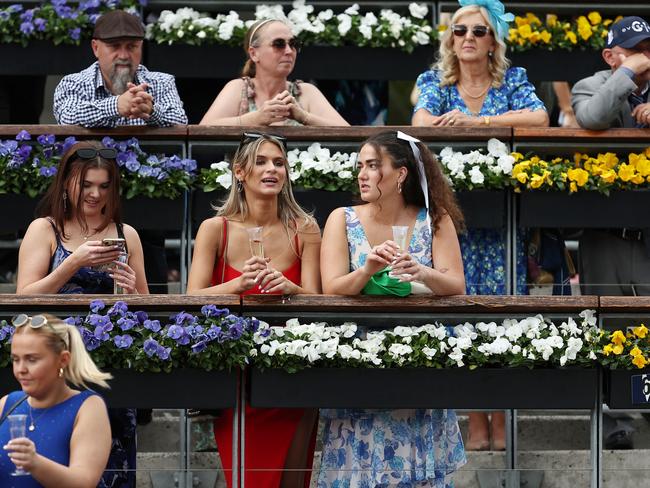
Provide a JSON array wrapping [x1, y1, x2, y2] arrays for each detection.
[[572, 16, 650, 129], [571, 16, 650, 450]]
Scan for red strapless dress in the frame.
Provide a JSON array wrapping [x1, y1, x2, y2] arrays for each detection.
[[211, 219, 315, 488]]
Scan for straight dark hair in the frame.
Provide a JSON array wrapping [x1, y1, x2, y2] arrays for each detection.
[[361, 131, 465, 232], [36, 140, 122, 240]]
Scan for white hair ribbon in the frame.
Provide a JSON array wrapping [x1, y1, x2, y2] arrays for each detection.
[[396, 130, 429, 213]]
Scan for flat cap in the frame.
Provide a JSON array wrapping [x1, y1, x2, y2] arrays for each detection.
[[93, 10, 145, 41]]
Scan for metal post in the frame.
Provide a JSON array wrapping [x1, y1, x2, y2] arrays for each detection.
[[239, 370, 247, 488], [180, 190, 190, 294], [179, 409, 189, 488], [232, 369, 241, 488], [591, 368, 603, 488]]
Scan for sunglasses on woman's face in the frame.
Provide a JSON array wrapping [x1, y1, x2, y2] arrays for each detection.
[[451, 24, 491, 38], [239, 132, 288, 153], [75, 148, 118, 160], [270, 37, 302, 52]]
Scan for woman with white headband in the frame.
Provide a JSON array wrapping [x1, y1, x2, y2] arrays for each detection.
[[319, 131, 466, 487], [200, 18, 348, 127]]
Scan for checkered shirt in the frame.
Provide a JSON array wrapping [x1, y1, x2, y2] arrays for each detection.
[[53, 62, 188, 127]]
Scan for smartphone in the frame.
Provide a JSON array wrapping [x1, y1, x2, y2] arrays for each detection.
[[102, 238, 126, 252]]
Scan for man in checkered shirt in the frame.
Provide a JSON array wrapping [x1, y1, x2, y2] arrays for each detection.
[[54, 10, 187, 127]]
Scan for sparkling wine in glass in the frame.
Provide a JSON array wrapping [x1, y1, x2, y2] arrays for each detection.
[[392, 226, 409, 252], [247, 227, 265, 258], [8, 414, 28, 476]]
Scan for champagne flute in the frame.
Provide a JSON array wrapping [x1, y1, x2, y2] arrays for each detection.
[[391, 225, 409, 252], [247, 227, 264, 258], [390, 225, 410, 280], [8, 414, 29, 476]]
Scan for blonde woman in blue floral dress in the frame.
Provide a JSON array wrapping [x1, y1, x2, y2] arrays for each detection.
[[319, 131, 467, 487]]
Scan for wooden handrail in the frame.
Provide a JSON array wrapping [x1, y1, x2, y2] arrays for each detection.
[[514, 127, 650, 142], [0, 125, 188, 139]]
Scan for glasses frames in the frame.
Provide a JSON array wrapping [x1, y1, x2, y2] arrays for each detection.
[[239, 132, 288, 154], [451, 24, 491, 38], [270, 37, 302, 52], [12, 314, 69, 348], [75, 147, 118, 160]]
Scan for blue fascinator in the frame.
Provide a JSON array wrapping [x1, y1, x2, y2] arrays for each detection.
[[458, 0, 514, 41]]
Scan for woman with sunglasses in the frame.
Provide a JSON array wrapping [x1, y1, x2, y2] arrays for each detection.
[[188, 132, 321, 488], [319, 131, 466, 487], [0, 314, 112, 486], [412, 0, 548, 128], [413, 0, 548, 452], [16, 140, 148, 488], [199, 19, 348, 127]]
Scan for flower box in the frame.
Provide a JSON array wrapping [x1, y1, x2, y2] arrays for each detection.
[[0, 367, 238, 408], [518, 191, 650, 228], [0, 194, 39, 232], [0, 41, 94, 76], [249, 367, 598, 409], [456, 190, 506, 229], [605, 368, 650, 410], [147, 44, 434, 80], [122, 195, 186, 231]]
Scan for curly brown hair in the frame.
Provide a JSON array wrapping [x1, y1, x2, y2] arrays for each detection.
[[360, 131, 465, 233]]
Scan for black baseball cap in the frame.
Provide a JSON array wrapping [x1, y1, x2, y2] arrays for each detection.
[[606, 16, 650, 49], [93, 10, 145, 41]]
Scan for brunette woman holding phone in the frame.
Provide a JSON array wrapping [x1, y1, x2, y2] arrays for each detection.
[[16, 140, 148, 488]]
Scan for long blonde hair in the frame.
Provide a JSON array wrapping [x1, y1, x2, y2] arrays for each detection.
[[436, 5, 510, 88], [13, 314, 112, 389]]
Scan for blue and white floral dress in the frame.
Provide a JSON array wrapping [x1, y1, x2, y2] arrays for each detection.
[[414, 67, 546, 295], [317, 206, 466, 488]]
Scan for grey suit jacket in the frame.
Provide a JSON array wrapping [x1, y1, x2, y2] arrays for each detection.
[[571, 69, 639, 129]]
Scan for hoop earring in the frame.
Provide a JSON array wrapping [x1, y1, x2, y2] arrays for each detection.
[[63, 190, 68, 212], [236, 180, 243, 193], [58, 367, 64, 378]]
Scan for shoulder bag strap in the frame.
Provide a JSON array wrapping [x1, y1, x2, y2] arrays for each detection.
[[0, 394, 28, 426]]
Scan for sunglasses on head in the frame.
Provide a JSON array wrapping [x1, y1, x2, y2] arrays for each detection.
[[75, 148, 118, 160], [239, 132, 288, 154], [451, 24, 491, 38], [270, 37, 302, 52], [12, 314, 69, 347]]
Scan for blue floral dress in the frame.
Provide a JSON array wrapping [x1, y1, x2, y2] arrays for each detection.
[[317, 207, 466, 488], [414, 67, 545, 295]]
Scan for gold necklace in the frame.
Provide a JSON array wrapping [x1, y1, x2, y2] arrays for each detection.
[[458, 81, 491, 99]]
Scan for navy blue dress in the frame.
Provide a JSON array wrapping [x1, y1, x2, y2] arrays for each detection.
[[0, 390, 98, 487]]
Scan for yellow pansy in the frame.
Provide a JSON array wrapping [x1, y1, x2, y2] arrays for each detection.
[[565, 31, 577, 44], [613, 344, 624, 355], [526, 13, 542, 26], [567, 168, 589, 187], [438, 24, 448, 32], [577, 17, 593, 41], [588, 11, 602, 25], [603, 344, 614, 356], [618, 163, 636, 182], [632, 354, 648, 369], [598, 152, 619, 168], [612, 330, 626, 345], [599, 169, 617, 184], [630, 346, 643, 357], [603, 19, 613, 27], [529, 31, 540, 43], [547, 14, 558, 27], [540, 30, 551, 43], [559, 172, 567, 182], [530, 173, 546, 189], [518, 24, 532, 39], [634, 324, 648, 339], [632, 174, 645, 185], [511, 152, 524, 162], [634, 156, 650, 177], [509, 28, 518, 41], [614, 16, 623, 23], [569, 181, 578, 193], [514, 15, 528, 27]]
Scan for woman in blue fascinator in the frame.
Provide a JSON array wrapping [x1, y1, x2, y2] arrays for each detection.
[[412, 0, 549, 452]]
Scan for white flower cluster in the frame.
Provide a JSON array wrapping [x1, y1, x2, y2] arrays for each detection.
[[200, 142, 357, 192], [253, 310, 600, 370], [438, 138, 515, 190], [146, 1, 435, 51]]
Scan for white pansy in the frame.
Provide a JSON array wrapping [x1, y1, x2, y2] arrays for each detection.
[[359, 24, 372, 39], [318, 9, 334, 21], [422, 346, 437, 358], [469, 162, 486, 184], [344, 3, 360, 15], [197, 31, 206, 39], [413, 30, 431, 45], [487, 138, 508, 157], [580, 309, 597, 327], [337, 13, 352, 35], [216, 173, 232, 189], [408, 3, 428, 19]]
